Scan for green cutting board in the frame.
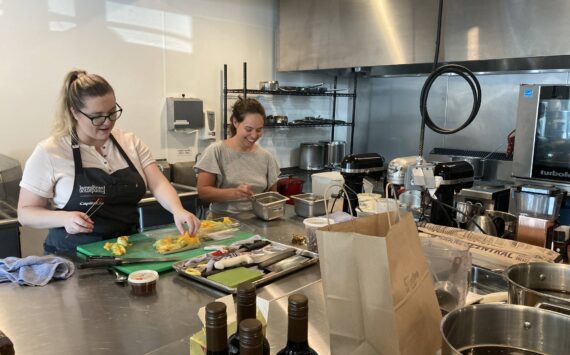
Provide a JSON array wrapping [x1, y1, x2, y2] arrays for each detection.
[[76, 225, 256, 274]]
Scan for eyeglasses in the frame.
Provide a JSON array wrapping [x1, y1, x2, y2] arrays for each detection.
[[77, 103, 123, 126]]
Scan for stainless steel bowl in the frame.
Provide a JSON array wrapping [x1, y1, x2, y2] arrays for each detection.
[[441, 304, 570, 354], [251, 192, 288, 221]]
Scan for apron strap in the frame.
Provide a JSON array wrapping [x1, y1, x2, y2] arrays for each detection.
[[70, 132, 140, 175], [110, 134, 138, 171], [70, 133, 83, 175]]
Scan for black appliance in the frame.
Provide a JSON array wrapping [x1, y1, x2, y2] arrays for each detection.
[[340, 153, 385, 215], [431, 161, 474, 226]]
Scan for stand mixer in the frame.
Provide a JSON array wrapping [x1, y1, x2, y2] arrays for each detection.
[[430, 161, 475, 226], [340, 153, 385, 215], [387, 156, 474, 226]]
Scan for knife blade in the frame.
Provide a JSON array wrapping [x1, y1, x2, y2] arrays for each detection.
[[236, 240, 271, 252], [77, 256, 181, 269]]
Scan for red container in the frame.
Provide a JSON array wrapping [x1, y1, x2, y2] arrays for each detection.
[[277, 176, 304, 204]]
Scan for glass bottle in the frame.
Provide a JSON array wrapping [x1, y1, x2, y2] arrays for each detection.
[[276, 294, 318, 355], [206, 301, 229, 355], [228, 282, 270, 355], [239, 318, 264, 355]]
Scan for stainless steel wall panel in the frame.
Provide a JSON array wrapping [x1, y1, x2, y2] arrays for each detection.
[[364, 76, 445, 161], [278, 0, 570, 72], [364, 72, 570, 162], [277, 0, 438, 70]]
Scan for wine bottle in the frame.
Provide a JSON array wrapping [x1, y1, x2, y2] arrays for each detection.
[[239, 318, 264, 355], [0, 330, 14, 355], [206, 301, 229, 355], [228, 282, 270, 355], [276, 294, 318, 355]]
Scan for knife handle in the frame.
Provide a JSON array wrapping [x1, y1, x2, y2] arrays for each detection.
[[77, 259, 117, 269], [258, 249, 296, 269], [87, 256, 116, 261], [239, 240, 271, 252]]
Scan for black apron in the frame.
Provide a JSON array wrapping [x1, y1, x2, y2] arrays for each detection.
[[44, 134, 146, 254]]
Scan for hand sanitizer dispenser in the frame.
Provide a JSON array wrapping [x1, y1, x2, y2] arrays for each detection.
[[202, 111, 216, 140], [167, 97, 204, 131]]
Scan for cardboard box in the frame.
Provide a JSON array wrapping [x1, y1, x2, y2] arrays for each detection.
[[190, 294, 269, 354]]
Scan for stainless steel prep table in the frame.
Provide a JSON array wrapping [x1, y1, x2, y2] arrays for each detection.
[[0, 205, 324, 355]]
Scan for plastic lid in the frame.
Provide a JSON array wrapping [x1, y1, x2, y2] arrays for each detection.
[[303, 217, 332, 228], [128, 270, 159, 284]]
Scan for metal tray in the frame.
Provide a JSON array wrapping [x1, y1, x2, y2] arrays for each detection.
[[173, 241, 319, 293], [470, 266, 508, 295]]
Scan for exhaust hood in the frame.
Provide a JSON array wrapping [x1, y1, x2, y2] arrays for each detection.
[[277, 0, 570, 75]]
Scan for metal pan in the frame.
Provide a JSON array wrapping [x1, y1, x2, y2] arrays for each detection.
[[172, 241, 318, 293]]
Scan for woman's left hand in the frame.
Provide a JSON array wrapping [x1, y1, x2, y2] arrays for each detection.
[[173, 208, 200, 235]]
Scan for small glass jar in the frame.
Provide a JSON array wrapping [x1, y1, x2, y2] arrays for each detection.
[[128, 270, 159, 295]]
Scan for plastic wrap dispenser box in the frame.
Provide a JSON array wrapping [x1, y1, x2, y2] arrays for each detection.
[[311, 171, 344, 198]]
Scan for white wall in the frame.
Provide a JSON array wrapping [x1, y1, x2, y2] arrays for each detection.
[[0, 0, 277, 255], [0, 0, 276, 165]]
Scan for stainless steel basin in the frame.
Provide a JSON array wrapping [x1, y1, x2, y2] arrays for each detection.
[[138, 183, 198, 231], [140, 183, 197, 204]]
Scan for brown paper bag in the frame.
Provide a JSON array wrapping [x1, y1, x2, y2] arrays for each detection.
[[316, 211, 442, 355]]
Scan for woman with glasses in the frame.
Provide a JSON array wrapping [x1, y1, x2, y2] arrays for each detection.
[[17, 69, 200, 254], [195, 97, 280, 215]]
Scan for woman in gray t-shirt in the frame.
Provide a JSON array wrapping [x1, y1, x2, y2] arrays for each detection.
[[195, 97, 280, 214]]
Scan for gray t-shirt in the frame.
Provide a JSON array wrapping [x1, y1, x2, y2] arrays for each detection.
[[194, 141, 280, 213]]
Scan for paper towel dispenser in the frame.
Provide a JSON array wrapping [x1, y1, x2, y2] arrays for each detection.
[[166, 97, 204, 130]]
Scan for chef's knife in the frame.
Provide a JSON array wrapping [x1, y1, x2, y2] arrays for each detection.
[[77, 256, 181, 269], [236, 240, 270, 252]]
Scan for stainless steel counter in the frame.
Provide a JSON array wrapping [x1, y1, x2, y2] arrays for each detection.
[[0, 205, 321, 355]]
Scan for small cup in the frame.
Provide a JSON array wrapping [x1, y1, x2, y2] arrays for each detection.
[[128, 270, 159, 296], [303, 217, 333, 253]]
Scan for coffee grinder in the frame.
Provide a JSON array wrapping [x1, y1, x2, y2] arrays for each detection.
[[340, 153, 385, 215], [430, 161, 475, 226]]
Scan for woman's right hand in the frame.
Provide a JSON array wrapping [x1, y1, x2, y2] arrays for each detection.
[[63, 211, 94, 235], [234, 184, 253, 199]]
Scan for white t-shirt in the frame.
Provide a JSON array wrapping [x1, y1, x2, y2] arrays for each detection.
[[20, 128, 155, 209], [194, 141, 280, 213]]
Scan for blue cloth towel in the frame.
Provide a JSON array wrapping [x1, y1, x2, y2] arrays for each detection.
[[0, 255, 75, 286]]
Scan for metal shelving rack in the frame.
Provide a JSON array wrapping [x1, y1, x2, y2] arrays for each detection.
[[223, 62, 358, 154]]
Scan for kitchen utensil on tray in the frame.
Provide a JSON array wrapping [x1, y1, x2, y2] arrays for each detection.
[[212, 248, 297, 271], [236, 240, 271, 252], [173, 240, 319, 293], [264, 254, 311, 273], [206, 267, 264, 288], [78, 256, 180, 268]]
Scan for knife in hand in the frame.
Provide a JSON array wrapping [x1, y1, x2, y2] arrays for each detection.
[[77, 256, 181, 269]]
